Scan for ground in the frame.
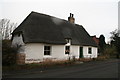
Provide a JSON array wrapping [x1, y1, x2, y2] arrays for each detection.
[[2, 59, 119, 78]]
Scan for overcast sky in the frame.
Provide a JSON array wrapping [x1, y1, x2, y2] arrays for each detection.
[[0, 0, 119, 42]]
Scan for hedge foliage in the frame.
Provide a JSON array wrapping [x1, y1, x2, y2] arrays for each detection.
[[2, 40, 17, 66]]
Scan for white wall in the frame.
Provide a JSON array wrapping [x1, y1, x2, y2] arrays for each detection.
[[69, 46, 98, 59], [83, 46, 97, 58], [11, 34, 25, 53], [25, 44, 84, 63], [12, 34, 25, 47], [25, 44, 71, 63], [52, 45, 67, 60], [92, 47, 98, 58], [83, 46, 88, 58], [12, 34, 98, 63], [24, 44, 98, 63], [70, 46, 79, 59], [25, 43, 44, 63]]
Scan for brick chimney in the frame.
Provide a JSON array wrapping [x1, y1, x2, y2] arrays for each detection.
[[68, 13, 75, 23]]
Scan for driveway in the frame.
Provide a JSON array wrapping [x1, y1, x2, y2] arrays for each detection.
[[2, 59, 119, 78]]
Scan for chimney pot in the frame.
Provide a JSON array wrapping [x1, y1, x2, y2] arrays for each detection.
[[68, 13, 75, 23], [71, 14, 74, 17]]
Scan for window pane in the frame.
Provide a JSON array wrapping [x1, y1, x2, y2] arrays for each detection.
[[44, 46, 51, 50], [46, 51, 49, 55], [44, 46, 47, 50], [88, 48, 92, 54], [65, 46, 70, 54], [66, 46, 70, 50], [47, 46, 50, 50], [44, 51, 50, 55], [44, 46, 51, 55]]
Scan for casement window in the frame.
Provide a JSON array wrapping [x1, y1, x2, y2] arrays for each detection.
[[44, 46, 51, 55], [88, 47, 92, 54], [65, 46, 70, 54]]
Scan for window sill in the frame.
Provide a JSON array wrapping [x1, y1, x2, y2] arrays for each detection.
[[65, 54, 70, 56], [43, 55, 52, 58]]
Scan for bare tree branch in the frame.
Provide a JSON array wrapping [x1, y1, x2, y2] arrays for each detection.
[[0, 19, 17, 40]]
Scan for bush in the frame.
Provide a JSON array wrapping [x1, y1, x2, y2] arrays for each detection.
[[95, 55, 108, 61], [78, 58, 93, 62], [2, 40, 17, 66], [103, 45, 117, 58]]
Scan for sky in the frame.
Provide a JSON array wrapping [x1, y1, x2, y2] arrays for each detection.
[[0, 0, 119, 43], [118, 1, 120, 37]]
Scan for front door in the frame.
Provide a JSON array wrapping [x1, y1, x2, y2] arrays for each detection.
[[79, 47, 83, 58]]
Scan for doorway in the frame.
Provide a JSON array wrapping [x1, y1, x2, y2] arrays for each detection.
[[79, 47, 83, 58]]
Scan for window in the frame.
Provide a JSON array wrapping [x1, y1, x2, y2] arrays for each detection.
[[88, 47, 92, 54], [65, 38, 71, 43], [44, 46, 51, 55], [65, 46, 70, 54]]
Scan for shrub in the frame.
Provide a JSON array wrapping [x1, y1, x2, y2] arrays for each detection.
[[103, 45, 117, 58], [95, 55, 108, 61], [2, 40, 17, 66], [78, 58, 93, 62]]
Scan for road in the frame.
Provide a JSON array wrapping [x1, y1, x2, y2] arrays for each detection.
[[2, 59, 119, 78]]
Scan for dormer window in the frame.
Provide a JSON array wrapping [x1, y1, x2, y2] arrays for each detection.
[[65, 38, 71, 44]]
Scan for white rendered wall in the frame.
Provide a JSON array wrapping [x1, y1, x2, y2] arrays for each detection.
[[25, 43, 44, 63], [23, 43, 98, 63], [11, 34, 25, 53], [25, 44, 69, 63], [12, 34, 98, 63], [43, 45, 80, 61], [12, 34, 24, 47], [52, 45, 67, 60], [83, 46, 88, 58], [83, 46, 97, 58], [70, 46, 79, 59], [92, 47, 98, 58]]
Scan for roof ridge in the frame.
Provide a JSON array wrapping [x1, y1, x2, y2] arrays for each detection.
[[30, 11, 78, 25]]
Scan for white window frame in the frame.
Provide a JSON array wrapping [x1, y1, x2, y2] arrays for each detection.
[[44, 45, 51, 56], [65, 46, 70, 55]]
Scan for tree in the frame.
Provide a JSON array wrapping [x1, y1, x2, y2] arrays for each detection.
[[110, 29, 120, 58], [0, 19, 17, 40], [0, 19, 18, 65], [99, 34, 106, 54]]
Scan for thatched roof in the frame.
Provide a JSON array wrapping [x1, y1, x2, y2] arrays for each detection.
[[12, 11, 97, 46]]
